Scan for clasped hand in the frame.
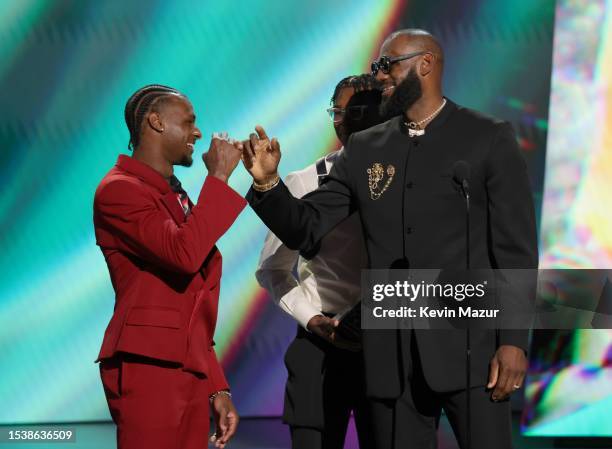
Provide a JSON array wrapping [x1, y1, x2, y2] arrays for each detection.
[[203, 125, 281, 184]]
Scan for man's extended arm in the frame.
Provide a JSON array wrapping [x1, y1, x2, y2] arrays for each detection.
[[95, 175, 246, 274], [244, 126, 355, 255]]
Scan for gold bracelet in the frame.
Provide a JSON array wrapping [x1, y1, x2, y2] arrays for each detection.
[[252, 175, 281, 192]]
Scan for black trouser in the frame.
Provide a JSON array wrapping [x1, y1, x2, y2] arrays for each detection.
[[370, 331, 512, 449], [284, 325, 375, 449]]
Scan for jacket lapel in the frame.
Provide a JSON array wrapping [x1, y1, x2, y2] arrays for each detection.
[[161, 192, 187, 224]]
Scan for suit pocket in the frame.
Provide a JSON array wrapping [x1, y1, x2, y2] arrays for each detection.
[[125, 306, 181, 329]]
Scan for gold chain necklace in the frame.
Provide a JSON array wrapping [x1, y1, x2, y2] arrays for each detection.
[[367, 163, 395, 200], [405, 98, 447, 137]]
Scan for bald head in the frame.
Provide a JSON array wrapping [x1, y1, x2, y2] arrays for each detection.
[[381, 28, 444, 70]]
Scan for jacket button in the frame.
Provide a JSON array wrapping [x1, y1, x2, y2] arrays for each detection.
[[406, 181, 414, 189], [406, 227, 413, 234]]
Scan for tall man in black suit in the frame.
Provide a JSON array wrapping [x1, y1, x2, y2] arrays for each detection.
[[241, 29, 538, 449]]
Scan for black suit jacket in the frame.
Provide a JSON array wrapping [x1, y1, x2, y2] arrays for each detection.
[[248, 99, 538, 398]]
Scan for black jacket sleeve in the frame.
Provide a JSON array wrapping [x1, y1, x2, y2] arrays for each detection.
[[247, 147, 355, 254], [485, 122, 539, 352]]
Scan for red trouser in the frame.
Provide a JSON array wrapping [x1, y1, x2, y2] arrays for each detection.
[[99, 355, 210, 449]]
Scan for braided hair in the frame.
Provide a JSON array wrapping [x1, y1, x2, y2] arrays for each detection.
[[330, 74, 382, 105], [124, 84, 184, 150]]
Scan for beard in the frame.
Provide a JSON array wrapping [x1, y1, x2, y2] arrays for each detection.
[[379, 67, 423, 119], [178, 153, 193, 167]]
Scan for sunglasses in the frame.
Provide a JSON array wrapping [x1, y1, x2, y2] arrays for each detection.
[[371, 51, 426, 75], [326, 105, 370, 123]]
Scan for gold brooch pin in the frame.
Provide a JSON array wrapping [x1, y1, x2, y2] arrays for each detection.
[[367, 163, 395, 200]]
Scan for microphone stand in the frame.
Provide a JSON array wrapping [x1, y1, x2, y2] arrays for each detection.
[[461, 179, 471, 449]]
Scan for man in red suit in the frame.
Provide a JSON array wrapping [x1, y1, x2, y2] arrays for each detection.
[[93, 84, 246, 449]]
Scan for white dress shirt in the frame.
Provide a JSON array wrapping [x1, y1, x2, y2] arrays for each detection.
[[255, 149, 367, 329]]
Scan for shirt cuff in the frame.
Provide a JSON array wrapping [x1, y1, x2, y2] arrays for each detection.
[[283, 287, 323, 330]]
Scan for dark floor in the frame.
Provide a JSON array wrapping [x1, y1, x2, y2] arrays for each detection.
[[0, 414, 607, 449]]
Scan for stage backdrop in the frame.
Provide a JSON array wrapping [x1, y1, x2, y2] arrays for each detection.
[[0, 0, 559, 424], [521, 0, 612, 437]]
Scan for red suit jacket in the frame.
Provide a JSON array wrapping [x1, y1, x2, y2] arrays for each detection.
[[93, 155, 246, 393]]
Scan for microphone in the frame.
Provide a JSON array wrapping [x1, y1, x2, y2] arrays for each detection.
[[453, 160, 472, 449], [452, 160, 471, 198]]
